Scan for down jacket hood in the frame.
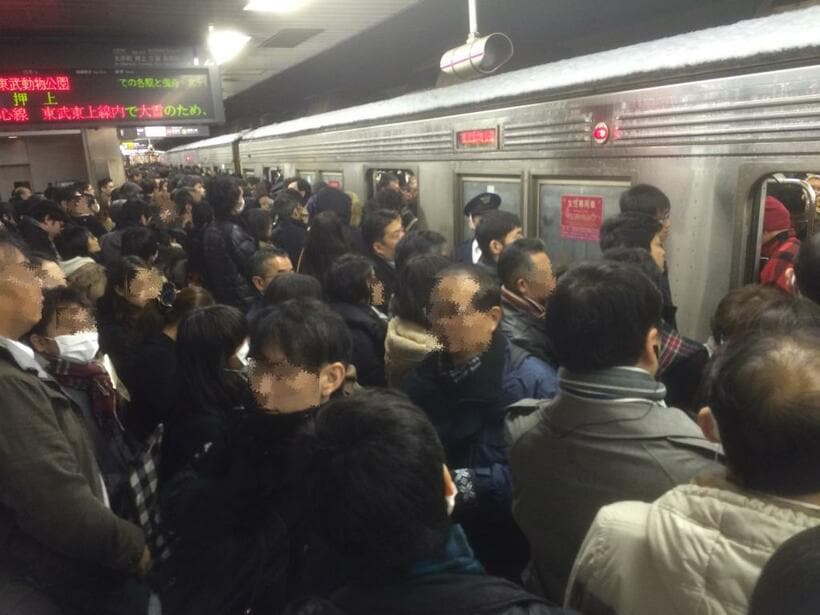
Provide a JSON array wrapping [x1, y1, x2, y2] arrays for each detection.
[[646, 476, 820, 614]]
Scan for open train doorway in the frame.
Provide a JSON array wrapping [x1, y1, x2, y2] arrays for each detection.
[[748, 172, 818, 286]]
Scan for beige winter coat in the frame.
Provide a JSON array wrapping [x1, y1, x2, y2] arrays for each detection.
[[566, 472, 820, 615], [384, 317, 440, 387]]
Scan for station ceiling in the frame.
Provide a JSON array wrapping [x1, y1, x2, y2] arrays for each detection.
[[0, 0, 422, 98], [1, 0, 816, 134]]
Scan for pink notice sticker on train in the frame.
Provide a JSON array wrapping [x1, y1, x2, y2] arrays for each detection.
[[560, 195, 604, 241]]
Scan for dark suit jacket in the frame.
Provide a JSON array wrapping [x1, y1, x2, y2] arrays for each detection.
[[453, 238, 474, 264]]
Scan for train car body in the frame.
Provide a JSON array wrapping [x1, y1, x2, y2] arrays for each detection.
[[184, 7, 820, 339], [163, 132, 244, 174]]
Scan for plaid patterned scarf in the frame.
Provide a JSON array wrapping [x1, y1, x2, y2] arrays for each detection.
[[659, 323, 705, 375], [438, 352, 483, 384], [51, 358, 124, 436]]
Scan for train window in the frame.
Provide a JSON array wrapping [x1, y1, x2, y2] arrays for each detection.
[[459, 176, 522, 241], [320, 171, 344, 190], [366, 168, 416, 200], [748, 172, 818, 283], [537, 178, 631, 272], [296, 170, 317, 186]]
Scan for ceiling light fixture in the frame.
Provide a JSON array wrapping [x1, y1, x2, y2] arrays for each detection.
[[206, 25, 251, 65], [244, 0, 309, 13]]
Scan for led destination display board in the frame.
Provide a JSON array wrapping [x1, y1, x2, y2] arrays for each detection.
[[0, 68, 223, 126]]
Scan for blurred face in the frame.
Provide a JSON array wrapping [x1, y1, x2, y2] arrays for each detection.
[[287, 180, 305, 197], [374, 217, 404, 262], [101, 181, 114, 196], [369, 270, 385, 307], [37, 260, 67, 290], [650, 233, 666, 270], [119, 268, 163, 308], [17, 187, 32, 200], [429, 275, 501, 363], [249, 345, 344, 414], [386, 179, 400, 192], [233, 187, 245, 214], [30, 304, 96, 360], [43, 215, 65, 239], [194, 182, 205, 198], [0, 248, 43, 336], [87, 233, 101, 254], [657, 210, 671, 243], [253, 256, 293, 293], [489, 226, 524, 261], [517, 251, 556, 305]]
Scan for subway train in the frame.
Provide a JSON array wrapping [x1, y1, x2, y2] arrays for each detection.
[[163, 7, 820, 340]]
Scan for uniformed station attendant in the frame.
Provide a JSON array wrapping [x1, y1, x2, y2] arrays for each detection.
[[453, 192, 502, 264]]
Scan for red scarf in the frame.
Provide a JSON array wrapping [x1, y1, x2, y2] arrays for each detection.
[[51, 359, 125, 437]]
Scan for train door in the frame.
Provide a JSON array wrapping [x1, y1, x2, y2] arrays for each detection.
[[366, 168, 416, 200], [319, 171, 344, 190], [535, 178, 631, 273], [296, 170, 317, 186], [458, 175, 522, 241], [748, 172, 817, 284]]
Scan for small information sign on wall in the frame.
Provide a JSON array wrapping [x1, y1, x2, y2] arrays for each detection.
[[560, 195, 604, 241]]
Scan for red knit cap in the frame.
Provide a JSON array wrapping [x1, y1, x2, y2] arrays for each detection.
[[763, 196, 792, 232]]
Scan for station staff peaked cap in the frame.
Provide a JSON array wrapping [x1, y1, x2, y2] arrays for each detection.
[[464, 192, 502, 217]]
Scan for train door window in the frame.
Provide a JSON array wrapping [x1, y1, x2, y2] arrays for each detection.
[[320, 171, 344, 190], [537, 179, 631, 272], [366, 168, 416, 200], [296, 170, 317, 186], [459, 176, 522, 241], [747, 172, 818, 284]]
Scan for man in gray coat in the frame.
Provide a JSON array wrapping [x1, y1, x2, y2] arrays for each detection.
[[506, 261, 721, 604], [0, 232, 150, 614]]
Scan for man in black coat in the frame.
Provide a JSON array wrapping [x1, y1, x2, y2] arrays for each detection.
[[453, 192, 501, 264], [497, 238, 558, 367], [271, 190, 308, 265], [160, 300, 354, 615], [18, 199, 68, 260], [361, 208, 405, 314], [202, 177, 257, 310], [286, 389, 570, 615]]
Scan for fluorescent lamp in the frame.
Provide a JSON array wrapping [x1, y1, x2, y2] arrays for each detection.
[[244, 0, 308, 13], [207, 26, 251, 65]]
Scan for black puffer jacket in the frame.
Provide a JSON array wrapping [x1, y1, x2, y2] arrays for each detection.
[[328, 302, 387, 387], [202, 217, 257, 310]]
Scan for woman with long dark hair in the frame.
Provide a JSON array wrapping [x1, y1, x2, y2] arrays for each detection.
[[297, 210, 351, 280], [159, 305, 286, 615], [161, 304, 251, 479], [96, 255, 167, 388], [125, 286, 215, 442]]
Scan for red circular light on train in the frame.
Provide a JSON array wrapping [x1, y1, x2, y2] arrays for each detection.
[[592, 122, 609, 144]]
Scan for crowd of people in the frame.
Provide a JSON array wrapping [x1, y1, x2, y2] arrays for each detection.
[[0, 166, 818, 615]]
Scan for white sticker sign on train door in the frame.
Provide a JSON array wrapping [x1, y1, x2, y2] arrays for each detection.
[[486, 185, 495, 193]]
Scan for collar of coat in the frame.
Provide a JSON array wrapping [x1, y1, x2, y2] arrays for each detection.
[[501, 286, 546, 319], [559, 366, 667, 402]]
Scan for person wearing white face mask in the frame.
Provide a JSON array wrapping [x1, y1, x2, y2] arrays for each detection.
[[27, 286, 136, 505]]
